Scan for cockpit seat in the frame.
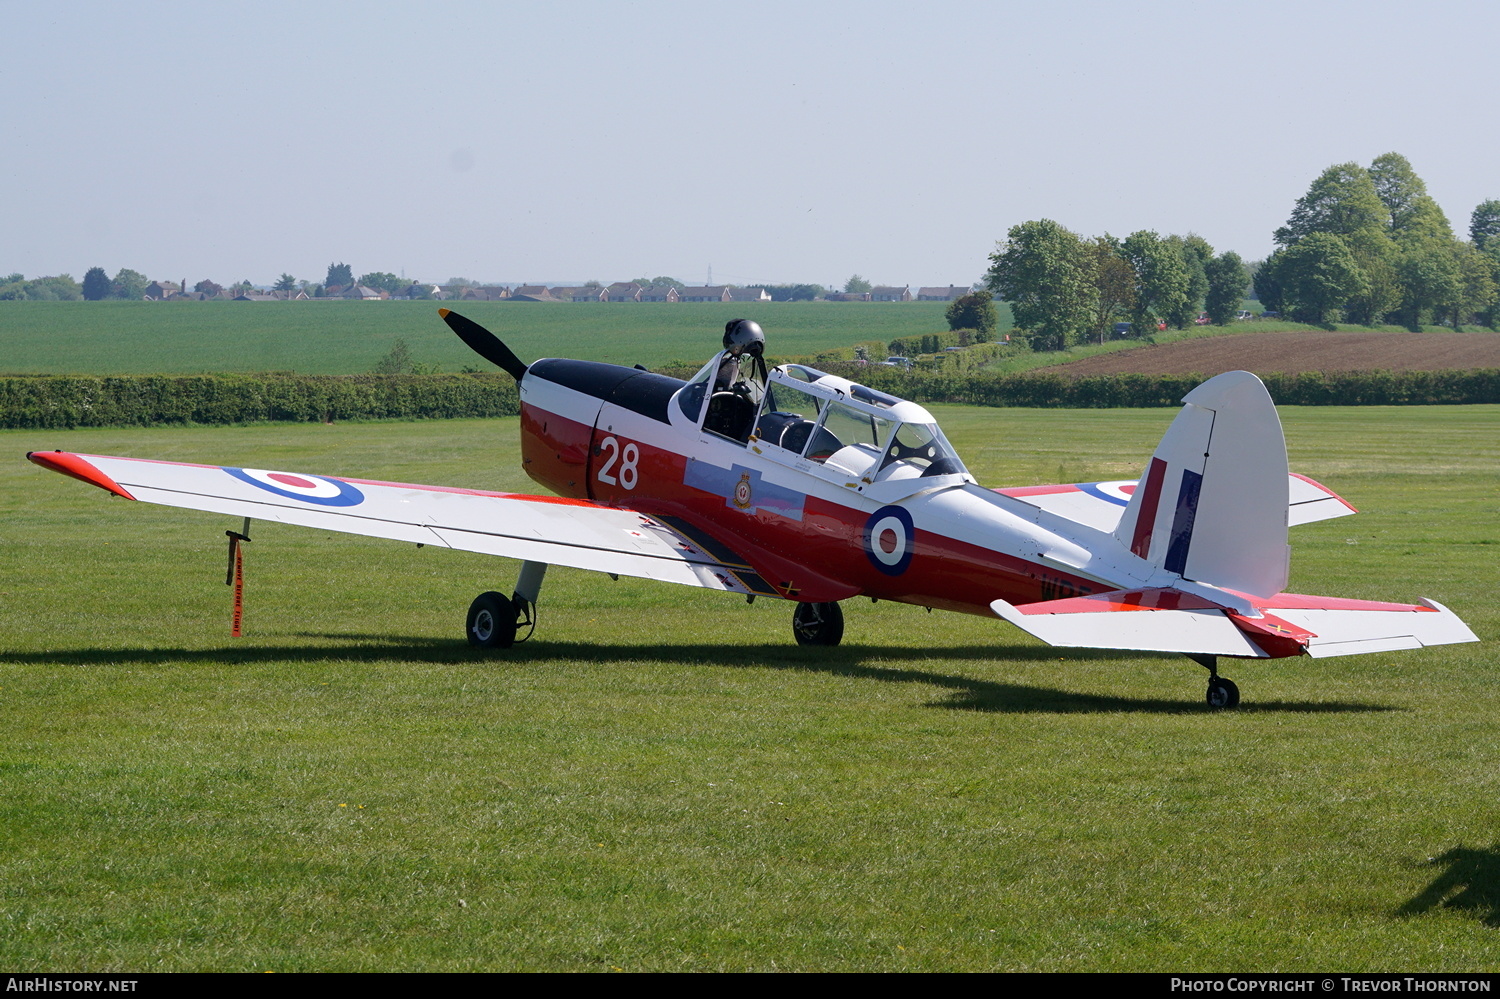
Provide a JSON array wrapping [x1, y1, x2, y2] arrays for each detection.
[[823, 444, 882, 478]]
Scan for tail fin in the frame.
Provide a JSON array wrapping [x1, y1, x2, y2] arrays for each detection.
[[1113, 371, 1290, 597]]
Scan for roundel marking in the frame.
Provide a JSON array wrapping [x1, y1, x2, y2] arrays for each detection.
[[1078, 479, 1136, 507], [863, 505, 915, 576], [223, 467, 365, 506]]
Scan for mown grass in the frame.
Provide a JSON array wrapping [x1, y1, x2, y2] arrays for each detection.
[[2, 406, 1498, 971], [0, 300, 980, 376]]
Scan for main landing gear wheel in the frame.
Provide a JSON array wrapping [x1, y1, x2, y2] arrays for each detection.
[[467, 591, 518, 649], [1206, 677, 1240, 709], [792, 601, 844, 647]]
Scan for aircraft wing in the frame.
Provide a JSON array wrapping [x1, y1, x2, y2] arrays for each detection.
[[992, 588, 1477, 659], [992, 473, 1357, 533], [27, 450, 781, 597]]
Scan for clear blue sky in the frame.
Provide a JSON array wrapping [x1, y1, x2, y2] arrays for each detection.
[[6, 0, 1496, 289]]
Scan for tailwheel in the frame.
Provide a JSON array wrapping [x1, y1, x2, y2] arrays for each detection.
[[466, 591, 518, 649], [792, 601, 844, 647], [1206, 676, 1240, 709]]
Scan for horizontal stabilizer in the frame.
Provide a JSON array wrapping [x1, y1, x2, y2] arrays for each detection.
[[991, 590, 1268, 658], [994, 471, 1356, 534], [1264, 596, 1478, 658]]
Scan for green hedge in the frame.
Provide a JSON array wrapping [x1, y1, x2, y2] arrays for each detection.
[[0, 374, 519, 429], [809, 367, 1500, 408], [5, 368, 1498, 429]]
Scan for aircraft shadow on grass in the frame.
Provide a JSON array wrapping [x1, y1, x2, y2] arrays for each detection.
[[1397, 844, 1500, 927], [3, 638, 1397, 716]]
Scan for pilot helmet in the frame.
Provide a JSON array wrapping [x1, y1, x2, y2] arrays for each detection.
[[723, 318, 765, 356]]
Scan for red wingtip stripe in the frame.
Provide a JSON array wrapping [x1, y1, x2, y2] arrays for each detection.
[[26, 451, 136, 500]]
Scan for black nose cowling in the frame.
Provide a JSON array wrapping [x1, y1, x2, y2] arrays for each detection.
[[439, 308, 529, 381]]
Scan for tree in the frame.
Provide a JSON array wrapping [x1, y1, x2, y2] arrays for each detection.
[[632, 275, 685, 291], [985, 219, 1095, 350], [763, 284, 824, 301], [1254, 251, 1286, 315], [1369, 153, 1451, 242], [110, 268, 148, 300], [273, 273, 297, 294], [1122, 230, 1190, 335], [325, 262, 353, 288], [1394, 238, 1463, 328], [1085, 235, 1135, 343], [844, 274, 872, 295], [1203, 252, 1248, 325], [1470, 200, 1500, 250], [1274, 162, 1388, 251], [358, 271, 404, 295], [1445, 242, 1499, 328], [1167, 234, 1214, 328], [1281, 232, 1367, 324], [82, 266, 110, 301], [194, 279, 223, 296], [945, 290, 998, 339]]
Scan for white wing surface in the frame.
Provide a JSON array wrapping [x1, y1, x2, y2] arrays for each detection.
[[28, 450, 780, 597]]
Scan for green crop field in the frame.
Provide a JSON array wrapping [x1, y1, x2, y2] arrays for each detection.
[[3, 405, 1497, 971], [0, 300, 995, 376]]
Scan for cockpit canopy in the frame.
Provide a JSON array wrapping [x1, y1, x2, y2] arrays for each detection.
[[675, 354, 970, 483]]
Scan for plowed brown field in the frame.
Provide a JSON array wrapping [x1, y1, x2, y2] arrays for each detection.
[[1047, 331, 1500, 376]]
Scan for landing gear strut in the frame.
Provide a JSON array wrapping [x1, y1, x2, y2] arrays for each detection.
[[466, 561, 547, 649], [1188, 654, 1240, 708], [792, 601, 844, 646]]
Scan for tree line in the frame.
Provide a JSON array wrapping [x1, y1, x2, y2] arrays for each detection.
[[985, 224, 1248, 350], [1255, 154, 1499, 327]]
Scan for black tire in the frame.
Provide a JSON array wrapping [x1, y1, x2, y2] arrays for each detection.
[[1206, 677, 1240, 709], [467, 591, 518, 649], [792, 601, 844, 647]]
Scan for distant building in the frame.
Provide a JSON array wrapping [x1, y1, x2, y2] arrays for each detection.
[[678, 285, 732, 302], [509, 286, 561, 302], [144, 280, 182, 300], [605, 282, 644, 303], [870, 285, 912, 302], [727, 287, 772, 303], [917, 285, 971, 301], [640, 284, 680, 303]]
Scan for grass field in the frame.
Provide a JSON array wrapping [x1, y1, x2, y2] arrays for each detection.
[[3, 405, 1498, 971], [0, 300, 993, 375]]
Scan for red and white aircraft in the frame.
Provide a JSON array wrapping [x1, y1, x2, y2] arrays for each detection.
[[27, 310, 1477, 707]]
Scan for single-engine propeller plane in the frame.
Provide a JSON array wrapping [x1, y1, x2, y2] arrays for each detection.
[[27, 310, 1477, 707]]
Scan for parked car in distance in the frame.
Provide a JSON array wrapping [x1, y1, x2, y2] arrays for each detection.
[[1112, 322, 1132, 337], [1195, 313, 1211, 325], [1235, 310, 1254, 321], [881, 356, 913, 370]]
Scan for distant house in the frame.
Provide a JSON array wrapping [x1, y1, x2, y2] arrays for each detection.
[[870, 285, 912, 302], [340, 285, 386, 300], [640, 284, 680, 303], [825, 292, 871, 302], [509, 285, 561, 302], [727, 287, 771, 303], [456, 285, 511, 301], [144, 280, 182, 301], [552, 286, 606, 302], [678, 285, 732, 302], [232, 291, 282, 302], [605, 282, 644, 303], [917, 285, 970, 301], [399, 283, 442, 300]]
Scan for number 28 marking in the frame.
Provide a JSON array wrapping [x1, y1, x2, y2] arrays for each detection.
[[596, 436, 639, 490]]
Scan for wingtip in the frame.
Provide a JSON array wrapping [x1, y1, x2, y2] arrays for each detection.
[[27, 450, 136, 500], [438, 307, 451, 319]]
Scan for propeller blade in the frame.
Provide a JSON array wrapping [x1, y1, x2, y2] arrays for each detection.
[[439, 308, 529, 380]]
